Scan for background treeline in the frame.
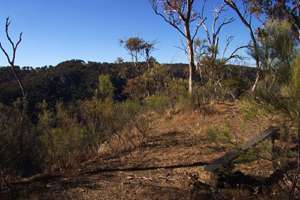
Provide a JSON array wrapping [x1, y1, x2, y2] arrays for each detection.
[[0, 60, 254, 111]]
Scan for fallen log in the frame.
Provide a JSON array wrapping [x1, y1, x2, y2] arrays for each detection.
[[204, 126, 280, 172]]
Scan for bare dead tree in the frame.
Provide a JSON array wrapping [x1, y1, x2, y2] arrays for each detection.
[[150, 0, 206, 95], [0, 17, 25, 98], [224, 0, 261, 92], [198, 4, 248, 84], [143, 42, 154, 62], [222, 36, 248, 63], [142, 41, 156, 68], [201, 4, 235, 61]]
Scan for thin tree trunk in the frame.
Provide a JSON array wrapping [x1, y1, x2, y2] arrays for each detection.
[[135, 52, 138, 65], [185, 24, 196, 96], [251, 70, 260, 92], [10, 66, 25, 98], [188, 64, 193, 95]]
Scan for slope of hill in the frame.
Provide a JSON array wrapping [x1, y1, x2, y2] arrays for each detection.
[[1, 102, 292, 200]]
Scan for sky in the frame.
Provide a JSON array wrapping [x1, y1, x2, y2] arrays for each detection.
[[0, 0, 253, 67]]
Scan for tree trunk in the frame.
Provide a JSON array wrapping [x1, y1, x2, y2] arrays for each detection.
[[188, 63, 193, 95], [10, 65, 25, 98], [185, 24, 196, 96], [135, 52, 138, 64], [187, 45, 196, 96], [251, 70, 260, 92]]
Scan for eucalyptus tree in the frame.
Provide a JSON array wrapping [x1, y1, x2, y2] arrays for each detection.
[[150, 0, 206, 95], [244, 0, 300, 42], [120, 37, 155, 67], [120, 37, 145, 66]]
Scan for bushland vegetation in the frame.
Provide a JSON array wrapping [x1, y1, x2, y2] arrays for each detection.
[[1, 0, 300, 199]]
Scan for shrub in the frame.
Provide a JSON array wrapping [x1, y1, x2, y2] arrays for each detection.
[[124, 64, 171, 100], [38, 102, 87, 169], [221, 77, 248, 100], [166, 79, 190, 107], [113, 99, 141, 129], [206, 125, 232, 145], [0, 100, 43, 176], [95, 74, 114, 101], [144, 95, 171, 113], [238, 97, 271, 122]]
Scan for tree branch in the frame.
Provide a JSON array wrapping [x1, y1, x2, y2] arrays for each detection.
[[0, 17, 25, 97], [223, 45, 249, 63], [150, 1, 186, 37]]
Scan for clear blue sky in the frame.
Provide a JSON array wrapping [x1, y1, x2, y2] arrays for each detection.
[[0, 0, 253, 67]]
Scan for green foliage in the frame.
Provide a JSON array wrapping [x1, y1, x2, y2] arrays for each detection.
[[288, 56, 300, 119], [0, 100, 42, 176], [253, 19, 296, 89], [206, 125, 232, 144], [38, 102, 87, 168], [166, 79, 190, 106], [113, 99, 141, 129], [120, 37, 155, 64], [144, 95, 171, 113], [238, 98, 270, 121], [80, 98, 113, 137], [95, 74, 114, 101], [0, 61, 254, 109], [221, 77, 249, 99], [0, 60, 257, 177], [124, 64, 171, 100], [121, 37, 145, 54], [235, 148, 259, 164], [192, 81, 230, 107], [252, 54, 300, 124]]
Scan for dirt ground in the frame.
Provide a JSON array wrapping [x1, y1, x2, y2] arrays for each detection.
[[1, 102, 288, 200]]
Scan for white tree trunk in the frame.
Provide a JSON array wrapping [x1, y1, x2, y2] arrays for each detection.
[[251, 71, 260, 92]]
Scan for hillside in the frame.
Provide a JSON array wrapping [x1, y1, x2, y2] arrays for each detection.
[[1, 0, 300, 199], [1, 61, 298, 199], [1, 102, 294, 200]]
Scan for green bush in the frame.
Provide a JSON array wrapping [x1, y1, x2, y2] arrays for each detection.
[[113, 99, 141, 129], [206, 125, 232, 144], [95, 74, 114, 101], [221, 77, 248, 99], [38, 102, 87, 169], [0, 100, 43, 176], [238, 98, 271, 122], [144, 95, 171, 113], [166, 79, 190, 107], [124, 64, 171, 100], [235, 148, 259, 163]]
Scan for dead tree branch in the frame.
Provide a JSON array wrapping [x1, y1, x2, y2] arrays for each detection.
[[0, 17, 25, 97], [224, 0, 261, 92]]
